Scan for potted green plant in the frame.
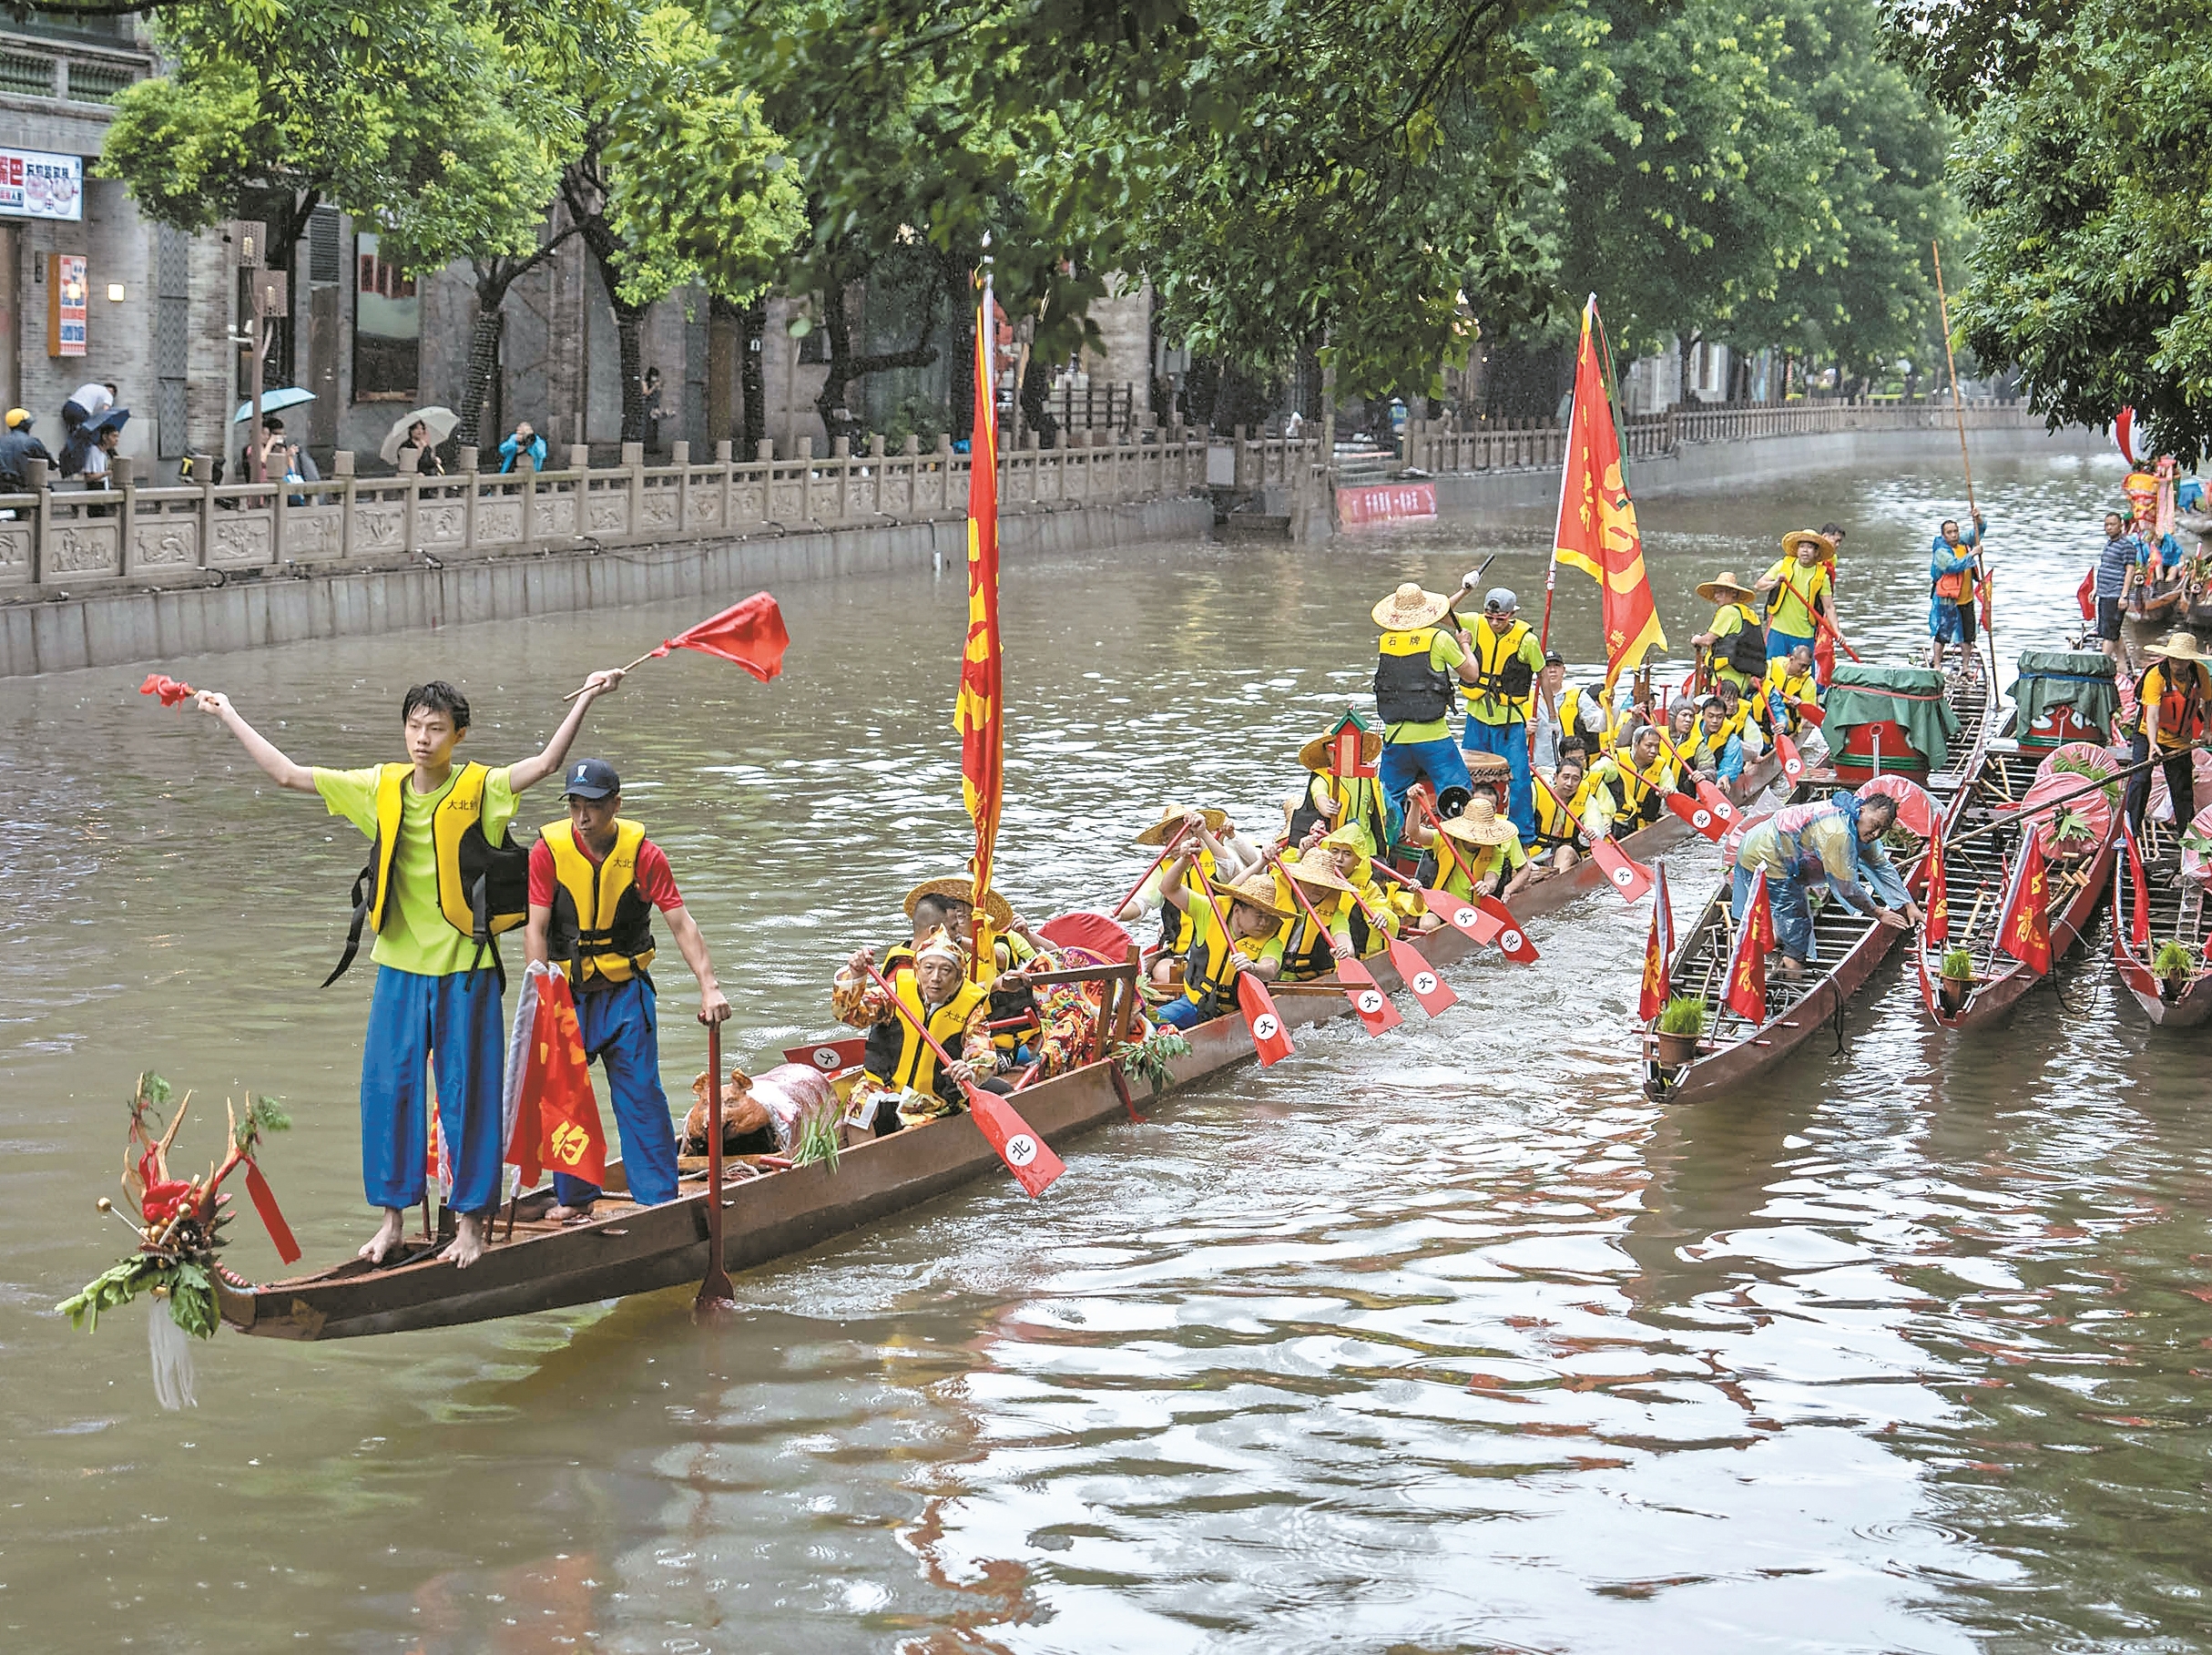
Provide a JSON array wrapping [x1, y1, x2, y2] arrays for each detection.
[[1938, 946, 1974, 1013], [2153, 939, 2196, 1002], [1654, 995, 1707, 1067]]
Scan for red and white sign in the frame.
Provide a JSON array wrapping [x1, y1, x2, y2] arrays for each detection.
[[0, 148, 81, 221], [52, 252, 86, 357], [1337, 481, 1437, 527]]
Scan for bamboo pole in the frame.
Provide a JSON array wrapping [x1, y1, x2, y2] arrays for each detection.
[[1932, 241, 2000, 686]]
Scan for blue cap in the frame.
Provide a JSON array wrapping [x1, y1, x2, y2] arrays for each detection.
[[563, 758, 619, 800]]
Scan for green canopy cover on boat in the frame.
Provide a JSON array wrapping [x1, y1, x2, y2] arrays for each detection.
[[2013, 649, 2119, 737], [1824, 663, 1964, 771]]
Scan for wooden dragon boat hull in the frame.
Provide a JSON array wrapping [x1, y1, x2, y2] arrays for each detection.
[[1641, 669, 1995, 1100], [2112, 844, 2212, 1027], [1919, 744, 2120, 1030], [219, 752, 1788, 1343]]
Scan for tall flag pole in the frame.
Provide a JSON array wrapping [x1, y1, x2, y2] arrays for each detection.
[[955, 252, 1005, 976], [1550, 296, 1667, 691]]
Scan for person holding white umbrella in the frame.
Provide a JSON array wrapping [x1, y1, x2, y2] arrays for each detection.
[[381, 405, 457, 475]]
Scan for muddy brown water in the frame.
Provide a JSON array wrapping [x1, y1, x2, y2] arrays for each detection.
[[5, 448, 2209, 1653]]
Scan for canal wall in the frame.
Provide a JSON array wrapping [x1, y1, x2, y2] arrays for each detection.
[[0, 436, 1222, 679], [1414, 407, 2106, 515]]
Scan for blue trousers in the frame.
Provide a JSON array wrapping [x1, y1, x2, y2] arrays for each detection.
[[1767, 627, 1814, 660], [552, 975, 679, 1209], [1732, 864, 1816, 964], [1378, 737, 1473, 824], [1463, 718, 1534, 839], [362, 965, 505, 1215], [1156, 996, 1206, 1029]]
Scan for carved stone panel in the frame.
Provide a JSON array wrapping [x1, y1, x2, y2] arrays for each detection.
[[730, 481, 767, 524], [210, 515, 272, 567], [639, 489, 676, 529], [418, 504, 464, 545], [587, 496, 628, 536], [882, 476, 912, 517], [769, 480, 802, 522], [354, 506, 403, 551], [533, 495, 576, 539], [474, 502, 523, 545], [285, 507, 341, 561], [132, 518, 197, 568], [0, 524, 30, 581], [684, 485, 722, 529]]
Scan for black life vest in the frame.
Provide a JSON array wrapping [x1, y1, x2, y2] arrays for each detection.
[[1287, 772, 1390, 851], [324, 761, 529, 986], [1719, 606, 1768, 679], [543, 817, 659, 988], [1373, 628, 1456, 726]]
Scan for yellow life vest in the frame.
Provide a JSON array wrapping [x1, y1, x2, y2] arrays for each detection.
[[328, 761, 525, 986], [1532, 774, 1589, 850], [1556, 685, 1606, 751], [1465, 619, 1536, 723], [541, 816, 658, 986], [868, 975, 992, 1100]]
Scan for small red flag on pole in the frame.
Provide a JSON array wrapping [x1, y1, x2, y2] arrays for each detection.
[[1638, 861, 1675, 1022], [654, 592, 790, 680]]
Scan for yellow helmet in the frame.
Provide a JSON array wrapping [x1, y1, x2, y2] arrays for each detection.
[[4, 408, 30, 430]]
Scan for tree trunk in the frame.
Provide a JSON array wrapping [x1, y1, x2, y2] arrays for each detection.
[[454, 303, 505, 451], [945, 249, 976, 445], [813, 265, 943, 444], [1676, 332, 1698, 409], [1019, 351, 1057, 447], [740, 295, 767, 455], [707, 293, 739, 451]]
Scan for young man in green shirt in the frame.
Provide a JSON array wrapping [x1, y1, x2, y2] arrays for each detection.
[[194, 669, 624, 1267]]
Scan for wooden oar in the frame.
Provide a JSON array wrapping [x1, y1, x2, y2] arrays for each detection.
[[1528, 770, 1653, 901], [1187, 873, 1296, 1065], [693, 1016, 736, 1318], [1344, 885, 1459, 1016], [1653, 730, 1738, 833], [1269, 853, 1402, 1035], [1110, 820, 1195, 918], [1775, 568, 1860, 663], [1946, 739, 2211, 850], [854, 958, 1065, 1195], [1366, 853, 1496, 945]]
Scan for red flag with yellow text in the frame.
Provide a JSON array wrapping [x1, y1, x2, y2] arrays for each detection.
[[1998, 832, 2052, 974], [1723, 871, 1774, 1024], [506, 970, 606, 1188], [1553, 297, 1667, 690], [954, 278, 1004, 952], [1638, 861, 1676, 1021]]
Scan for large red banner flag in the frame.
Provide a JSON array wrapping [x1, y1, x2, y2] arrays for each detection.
[[1999, 832, 2053, 974], [1639, 860, 1676, 1021], [1552, 296, 1667, 690], [955, 273, 1004, 954], [506, 971, 607, 1189], [1723, 871, 1774, 1024]]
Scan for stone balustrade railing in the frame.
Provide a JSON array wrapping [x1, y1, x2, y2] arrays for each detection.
[[0, 432, 1209, 593], [1401, 397, 2038, 475]]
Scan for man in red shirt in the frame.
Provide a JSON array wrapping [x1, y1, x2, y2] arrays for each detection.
[[524, 758, 731, 1220]]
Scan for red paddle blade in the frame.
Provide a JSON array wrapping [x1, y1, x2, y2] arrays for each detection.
[[1237, 971, 1296, 1066], [1332, 955, 1403, 1035], [1476, 896, 1539, 964], [1037, 910, 1133, 961], [1795, 700, 1826, 729], [1776, 730, 1806, 784], [1422, 886, 1499, 943], [1694, 777, 1738, 822], [1385, 933, 1458, 1015], [243, 1160, 301, 1263], [964, 1085, 1065, 1197], [1591, 835, 1655, 903], [1666, 791, 1728, 843]]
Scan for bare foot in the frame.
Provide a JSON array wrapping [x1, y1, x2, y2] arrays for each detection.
[[358, 1209, 406, 1264], [545, 1203, 594, 1224], [443, 1211, 489, 1269]]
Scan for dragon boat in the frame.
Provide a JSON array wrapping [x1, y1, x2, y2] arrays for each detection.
[[1640, 663, 1996, 1100], [216, 751, 1786, 1341]]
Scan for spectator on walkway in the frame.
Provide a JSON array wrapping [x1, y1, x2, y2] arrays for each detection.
[[243, 415, 319, 501], [81, 411, 127, 487], [60, 380, 116, 436], [0, 409, 54, 493], [396, 418, 446, 475], [499, 422, 546, 474]]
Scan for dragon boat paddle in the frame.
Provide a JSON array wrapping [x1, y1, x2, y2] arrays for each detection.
[[1381, 792, 1544, 953], [1653, 730, 1738, 835], [1269, 853, 1402, 1035], [1189, 874, 1296, 1066], [1108, 819, 1196, 919], [1775, 567, 1860, 664], [855, 957, 1065, 1195], [693, 1016, 737, 1318], [1526, 771, 1654, 903], [1343, 886, 1459, 1016]]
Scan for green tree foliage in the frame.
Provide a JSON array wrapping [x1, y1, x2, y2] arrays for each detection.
[[100, 0, 562, 269], [1911, 0, 2212, 459]]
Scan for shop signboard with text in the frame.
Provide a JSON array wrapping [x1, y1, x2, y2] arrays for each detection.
[[0, 148, 82, 221]]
